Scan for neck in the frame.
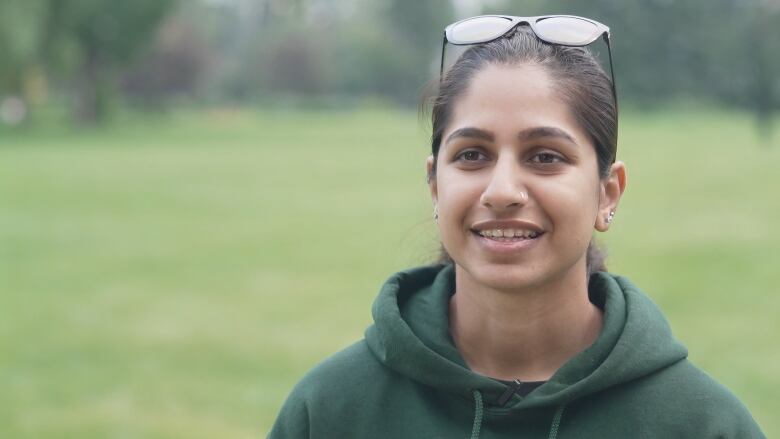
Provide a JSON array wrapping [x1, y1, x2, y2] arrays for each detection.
[[449, 264, 603, 382]]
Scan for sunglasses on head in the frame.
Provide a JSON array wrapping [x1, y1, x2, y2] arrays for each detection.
[[440, 15, 617, 108]]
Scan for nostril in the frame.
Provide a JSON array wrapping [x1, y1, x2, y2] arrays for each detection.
[[480, 189, 529, 209]]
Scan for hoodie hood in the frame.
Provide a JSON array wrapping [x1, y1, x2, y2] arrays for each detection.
[[364, 263, 689, 410]]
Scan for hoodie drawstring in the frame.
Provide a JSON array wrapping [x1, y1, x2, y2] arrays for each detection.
[[470, 390, 483, 439], [547, 405, 566, 439]]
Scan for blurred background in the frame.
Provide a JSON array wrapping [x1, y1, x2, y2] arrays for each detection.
[[1, 0, 778, 437]]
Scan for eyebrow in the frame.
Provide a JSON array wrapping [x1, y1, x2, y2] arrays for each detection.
[[518, 126, 577, 144], [445, 126, 577, 145], [445, 127, 494, 144]]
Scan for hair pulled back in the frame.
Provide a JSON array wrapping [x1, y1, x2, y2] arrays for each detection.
[[428, 25, 617, 275]]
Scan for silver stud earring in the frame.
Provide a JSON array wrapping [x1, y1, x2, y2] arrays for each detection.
[[606, 210, 615, 224], [433, 206, 439, 222]]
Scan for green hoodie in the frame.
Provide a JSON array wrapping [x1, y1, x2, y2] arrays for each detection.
[[269, 264, 764, 438]]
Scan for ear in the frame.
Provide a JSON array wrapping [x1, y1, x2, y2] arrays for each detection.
[[595, 161, 627, 232], [426, 155, 438, 205]]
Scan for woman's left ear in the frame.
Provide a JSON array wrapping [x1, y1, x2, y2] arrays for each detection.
[[426, 155, 438, 204], [595, 161, 627, 232]]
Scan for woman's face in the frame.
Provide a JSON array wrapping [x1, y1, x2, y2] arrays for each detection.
[[428, 63, 625, 292]]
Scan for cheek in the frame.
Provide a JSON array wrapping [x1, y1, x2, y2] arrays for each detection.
[[533, 172, 601, 227], [436, 171, 483, 216]]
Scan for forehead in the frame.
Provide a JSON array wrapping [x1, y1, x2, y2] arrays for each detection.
[[446, 63, 591, 147]]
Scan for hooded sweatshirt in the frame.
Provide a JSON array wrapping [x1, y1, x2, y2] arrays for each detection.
[[269, 264, 765, 438]]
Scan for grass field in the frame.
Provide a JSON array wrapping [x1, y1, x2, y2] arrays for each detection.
[[1, 107, 778, 437]]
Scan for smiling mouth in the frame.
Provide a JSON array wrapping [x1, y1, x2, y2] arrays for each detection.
[[472, 228, 544, 241]]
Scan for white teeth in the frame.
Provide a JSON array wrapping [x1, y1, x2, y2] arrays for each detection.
[[478, 228, 540, 239]]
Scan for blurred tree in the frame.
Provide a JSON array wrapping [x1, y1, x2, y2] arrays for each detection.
[[4, 0, 778, 129], [120, 10, 215, 106], [212, 0, 449, 105], [266, 32, 328, 95], [380, 0, 455, 102], [332, 21, 420, 101], [736, 6, 780, 140], [212, 0, 329, 101], [0, 0, 48, 118], [41, 0, 176, 123], [498, 0, 780, 137]]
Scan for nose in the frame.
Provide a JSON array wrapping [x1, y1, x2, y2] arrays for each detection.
[[480, 154, 528, 211]]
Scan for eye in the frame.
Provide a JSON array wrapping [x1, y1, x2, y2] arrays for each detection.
[[455, 149, 489, 162], [529, 152, 565, 164]]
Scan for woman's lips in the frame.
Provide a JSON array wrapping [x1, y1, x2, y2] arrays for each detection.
[[471, 230, 544, 254]]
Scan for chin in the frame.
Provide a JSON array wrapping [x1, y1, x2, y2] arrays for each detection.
[[460, 262, 549, 292], [455, 253, 590, 293]]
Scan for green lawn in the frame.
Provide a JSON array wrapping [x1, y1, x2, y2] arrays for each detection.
[[1, 107, 777, 437]]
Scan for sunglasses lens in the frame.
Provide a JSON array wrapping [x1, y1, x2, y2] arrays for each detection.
[[449, 16, 514, 44], [534, 16, 601, 45]]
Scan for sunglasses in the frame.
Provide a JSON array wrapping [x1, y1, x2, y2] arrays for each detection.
[[440, 15, 617, 109]]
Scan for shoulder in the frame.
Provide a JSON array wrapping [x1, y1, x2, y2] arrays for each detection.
[[294, 340, 391, 397], [656, 360, 747, 408], [268, 340, 406, 438], [635, 359, 764, 437]]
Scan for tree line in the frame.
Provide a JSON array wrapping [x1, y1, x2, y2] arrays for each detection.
[[0, 0, 778, 133]]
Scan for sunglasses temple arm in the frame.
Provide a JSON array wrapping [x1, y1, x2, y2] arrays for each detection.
[[439, 33, 448, 82], [604, 33, 619, 155]]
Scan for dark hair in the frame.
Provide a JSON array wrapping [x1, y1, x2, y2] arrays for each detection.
[[427, 25, 617, 275]]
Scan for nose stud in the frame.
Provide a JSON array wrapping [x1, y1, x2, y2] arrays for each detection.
[[480, 190, 529, 208]]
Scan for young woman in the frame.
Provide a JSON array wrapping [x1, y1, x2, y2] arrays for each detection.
[[269, 16, 765, 438]]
